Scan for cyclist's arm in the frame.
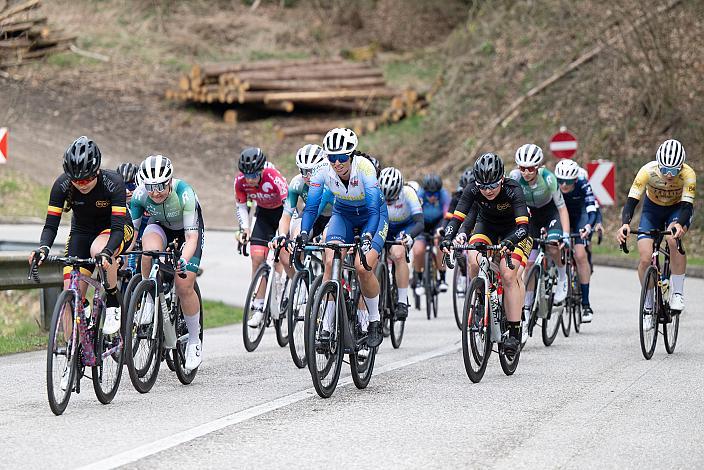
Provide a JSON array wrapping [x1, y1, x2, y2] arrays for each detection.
[[277, 211, 293, 237], [178, 182, 199, 262], [675, 201, 693, 226], [234, 177, 251, 230], [621, 197, 640, 225], [129, 186, 146, 232], [444, 185, 475, 240], [105, 173, 128, 255], [506, 185, 530, 246], [442, 191, 461, 229], [580, 179, 598, 227], [458, 203, 478, 235], [360, 164, 381, 237], [404, 187, 424, 237], [39, 176, 68, 249], [301, 173, 324, 234], [623, 165, 649, 223], [676, 167, 696, 225]]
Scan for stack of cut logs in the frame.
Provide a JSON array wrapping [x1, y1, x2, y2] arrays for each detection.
[[0, 0, 76, 68], [166, 58, 430, 138]]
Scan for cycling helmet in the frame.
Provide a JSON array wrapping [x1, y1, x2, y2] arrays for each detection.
[[473, 152, 504, 185], [458, 167, 474, 189], [656, 139, 686, 168], [295, 144, 326, 170], [139, 154, 174, 185], [239, 147, 267, 174], [514, 143, 544, 167], [63, 136, 101, 180], [554, 159, 580, 180], [116, 162, 138, 185], [323, 127, 358, 155], [379, 167, 404, 201], [421, 173, 443, 193]]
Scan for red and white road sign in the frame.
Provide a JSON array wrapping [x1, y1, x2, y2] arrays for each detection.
[[587, 160, 615, 206], [549, 130, 578, 159], [0, 128, 7, 164]]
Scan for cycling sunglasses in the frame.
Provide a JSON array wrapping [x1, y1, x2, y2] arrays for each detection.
[[125, 182, 137, 192], [519, 166, 538, 173], [71, 175, 97, 185], [300, 168, 313, 177], [660, 166, 680, 177], [243, 171, 262, 179], [476, 180, 502, 191], [557, 178, 577, 185], [145, 182, 170, 193], [327, 153, 351, 164]]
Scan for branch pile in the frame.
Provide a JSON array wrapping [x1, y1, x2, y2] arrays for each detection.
[[165, 58, 430, 134], [0, 0, 75, 68]]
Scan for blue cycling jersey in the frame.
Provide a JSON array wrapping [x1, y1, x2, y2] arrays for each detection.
[[561, 177, 597, 228], [417, 188, 451, 224]]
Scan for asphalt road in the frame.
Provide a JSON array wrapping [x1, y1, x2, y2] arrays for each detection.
[[1, 224, 703, 468]]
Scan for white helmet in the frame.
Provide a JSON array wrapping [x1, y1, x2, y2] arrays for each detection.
[[656, 139, 686, 168], [554, 159, 580, 180], [323, 127, 358, 155], [139, 154, 173, 186], [514, 143, 544, 167], [295, 144, 326, 170], [379, 167, 404, 201]]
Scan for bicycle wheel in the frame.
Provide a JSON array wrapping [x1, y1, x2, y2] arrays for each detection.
[[452, 263, 464, 330], [462, 278, 491, 383], [375, 262, 391, 338], [306, 281, 344, 398], [390, 278, 405, 349], [432, 257, 439, 318], [242, 264, 269, 352], [571, 270, 582, 334], [522, 264, 541, 349], [125, 279, 162, 394], [639, 266, 659, 360], [287, 270, 309, 369], [351, 344, 377, 389], [541, 275, 560, 347], [47, 290, 78, 416], [561, 264, 572, 337], [123, 273, 142, 320], [92, 297, 125, 404], [499, 342, 521, 376], [424, 251, 433, 320], [664, 311, 679, 354], [173, 282, 204, 385]]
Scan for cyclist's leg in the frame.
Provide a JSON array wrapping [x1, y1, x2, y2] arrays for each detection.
[[389, 244, 409, 304], [141, 222, 168, 277], [467, 222, 495, 279], [501, 235, 531, 350], [666, 208, 690, 304], [90, 226, 134, 291], [251, 206, 283, 300], [279, 215, 300, 280]]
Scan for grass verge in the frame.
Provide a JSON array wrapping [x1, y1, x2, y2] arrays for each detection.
[[0, 296, 243, 356], [0, 169, 50, 219]]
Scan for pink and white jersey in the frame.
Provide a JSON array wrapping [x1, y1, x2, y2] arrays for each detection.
[[234, 167, 288, 209]]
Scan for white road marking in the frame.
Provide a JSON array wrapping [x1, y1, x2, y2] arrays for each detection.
[[78, 342, 460, 470]]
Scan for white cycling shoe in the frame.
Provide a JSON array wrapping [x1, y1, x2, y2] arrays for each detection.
[[554, 277, 568, 304], [247, 306, 265, 328], [60, 364, 71, 391], [669, 293, 684, 311], [414, 286, 425, 296], [185, 340, 202, 371], [102, 307, 121, 335]]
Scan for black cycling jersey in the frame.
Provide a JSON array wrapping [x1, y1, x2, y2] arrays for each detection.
[[444, 177, 530, 246], [40, 170, 132, 255]]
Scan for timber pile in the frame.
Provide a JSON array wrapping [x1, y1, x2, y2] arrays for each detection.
[[0, 0, 76, 68], [166, 58, 430, 134]]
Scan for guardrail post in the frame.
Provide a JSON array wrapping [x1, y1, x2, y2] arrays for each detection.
[[40, 287, 61, 330]]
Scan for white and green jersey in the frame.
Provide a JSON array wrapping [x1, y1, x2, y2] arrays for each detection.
[[284, 174, 333, 218], [130, 178, 200, 232], [509, 167, 565, 209]]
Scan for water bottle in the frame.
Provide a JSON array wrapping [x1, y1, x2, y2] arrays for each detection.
[[661, 277, 669, 304], [161, 291, 177, 348]]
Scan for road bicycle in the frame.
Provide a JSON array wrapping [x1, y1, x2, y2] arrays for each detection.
[[305, 236, 376, 398], [124, 242, 203, 393], [30, 256, 124, 415], [412, 231, 440, 320], [452, 251, 470, 330], [376, 240, 410, 349], [621, 228, 683, 359], [522, 234, 562, 347], [239, 238, 289, 352], [446, 244, 521, 383]]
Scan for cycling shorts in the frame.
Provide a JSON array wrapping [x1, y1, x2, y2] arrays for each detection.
[[469, 219, 533, 267], [416, 220, 442, 241], [529, 202, 561, 242], [326, 206, 388, 253], [251, 205, 284, 247], [568, 209, 590, 246], [637, 197, 692, 240], [143, 205, 205, 273], [63, 225, 135, 278]]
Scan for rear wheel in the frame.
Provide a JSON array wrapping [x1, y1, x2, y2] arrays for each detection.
[[639, 266, 659, 360], [125, 279, 162, 394], [462, 277, 491, 383], [452, 261, 465, 330], [274, 276, 290, 347], [375, 262, 391, 338], [351, 340, 377, 389], [499, 342, 520, 376], [522, 264, 541, 349], [307, 281, 344, 398], [389, 277, 405, 349], [173, 282, 204, 385], [663, 311, 679, 354], [123, 273, 142, 320], [424, 250, 434, 320], [287, 270, 309, 369], [47, 290, 78, 416], [242, 264, 269, 352], [561, 263, 573, 337], [541, 273, 560, 347], [571, 270, 582, 334]]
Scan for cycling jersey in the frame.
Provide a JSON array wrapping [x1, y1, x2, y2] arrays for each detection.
[[417, 188, 451, 225], [284, 174, 333, 218], [235, 167, 288, 229], [386, 185, 423, 238], [509, 167, 565, 209], [561, 177, 597, 228], [40, 170, 132, 256], [628, 161, 696, 206], [130, 179, 201, 233]]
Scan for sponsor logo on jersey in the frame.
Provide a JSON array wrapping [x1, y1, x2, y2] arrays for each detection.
[[96, 200, 110, 208], [262, 182, 273, 193], [496, 202, 511, 210]]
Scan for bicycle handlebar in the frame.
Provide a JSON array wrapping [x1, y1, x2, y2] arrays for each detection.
[[293, 237, 371, 271], [620, 227, 684, 255], [444, 243, 514, 270]]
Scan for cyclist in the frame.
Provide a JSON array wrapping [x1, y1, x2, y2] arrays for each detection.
[[273, 144, 333, 280], [509, 144, 571, 307], [442, 167, 474, 294], [616, 139, 695, 312], [130, 155, 205, 371], [414, 173, 451, 295], [441, 152, 532, 356], [116, 162, 139, 206], [30, 136, 134, 337], [554, 158, 598, 322], [234, 147, 289, 328], [298, 128, 388, 348], [379, 166, 423, 320]]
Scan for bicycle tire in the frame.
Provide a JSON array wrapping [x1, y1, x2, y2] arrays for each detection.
[[173, 282, 204, 385], [432, 257, 439, 319], [47, 290, 78, 416], [351, 345, 377, 389], [639, 266, 659, 359], [288, 270, 309, 369], [499, 343, 521, 376], [571, 268, 582, 334], [242, 264, 269, 352], [123, 273, 142, 320], [307, 281, 344, 398], [462, 277, 491, 383], [452, 263, 464, 330], [561, 262, 572, 337], [541, 272, 560, 347], [663, 312, 679, 354], [521, 264, 541, 349], [274, 276, 290, 347], [92, 292, 125, 404], [424, 250, 433, 320], [125, 279, 162, 394], [303, 274, 324, 362], [390, 276, 405, 349]]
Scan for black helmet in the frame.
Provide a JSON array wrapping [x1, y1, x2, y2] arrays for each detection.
[[421, 173, 443, 193], [473, 152, 504, 185], [63, 136, 101, 180], [458, 167, 474, 189], [116, 162, 138, 185], [239, 147, 267, 174]]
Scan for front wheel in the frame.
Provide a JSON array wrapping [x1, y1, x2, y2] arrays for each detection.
[[287, 270, 310, 369], [173, 282, 204, 385], [541, 273, 560, 347], [47, 290, 78, 416], [242, 264, 270, 352], [350, 344, 377, 389], [639, 266, 659, 360], [663, 311, 679, 354], [125, 279, 162, 394], [307, 281, 344, 398], [462, 277, 491, 383], [274, 276, 290, 347], [452, 262, 465, 330]]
